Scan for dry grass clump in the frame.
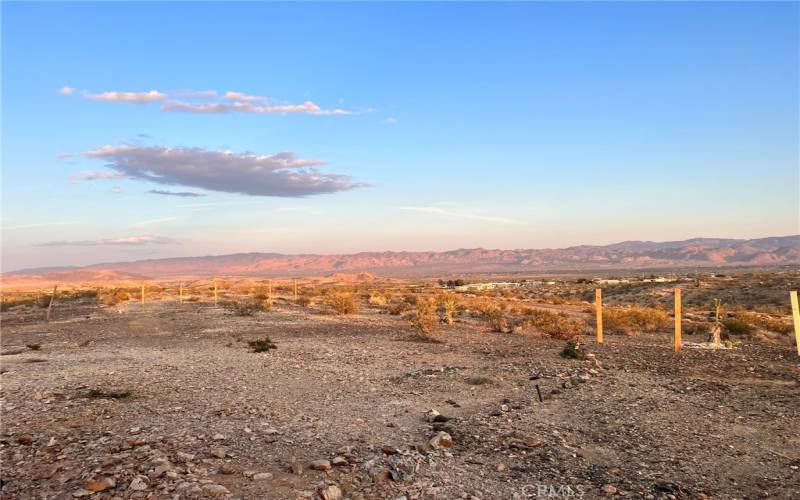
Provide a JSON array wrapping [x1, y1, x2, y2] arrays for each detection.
[[734, 311, 792, 335], [438, 293, 459, 324], [368, 292, 389, 306], [409, 297, 438, 335], [601, 305, 670, 334], [519, 308, 587, 340], [325, 292, 360, 315], [296, 294, 312, 307], [100, 288, 133, 306], [484, 307, 509, 332], [721, 317, 757, 336]]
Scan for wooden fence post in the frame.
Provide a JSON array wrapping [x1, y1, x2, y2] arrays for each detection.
[[46, 285, 58, 322], [141, 283, 145, 305], [214, 280, 218, 306], [595, 288, 603, 344], [790, 291, 800, 356], [674, 288, 682, 353]]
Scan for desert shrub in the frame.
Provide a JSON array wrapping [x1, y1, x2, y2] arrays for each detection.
[[722, 317, 757, 336], [248, 337, 277, 353], [409, 297, 438, 335], [560, 340, 584, 359], [602, 306, 670, 334], [25, 343, 41, 351], [484, 307, 509, 332], [222, 300, 265, 316], [521, 308, 587, 340], [403, 294, 418, 305], [736, 311, 792, 335], [296, 294, 312, 307], [87, 388, 132, 399], [101, 288, 132, 306], [388, 300, 412, 316], [368, 292, 389, 306], [438, 293, 459, 324], [325, 292, 359, 315], [683, 322, 710, 336]]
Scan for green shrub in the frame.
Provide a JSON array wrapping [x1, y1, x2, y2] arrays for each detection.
[[248, 337, 277, 353], [560, 340, 584, 359]]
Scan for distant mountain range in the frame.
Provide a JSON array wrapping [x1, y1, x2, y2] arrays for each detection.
[[5, 236, 800, 281]]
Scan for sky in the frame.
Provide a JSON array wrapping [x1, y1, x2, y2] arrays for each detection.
[[2, 1, 798, 271]]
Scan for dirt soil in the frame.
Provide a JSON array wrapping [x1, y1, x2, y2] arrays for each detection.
[[2, 299, 799, 499]]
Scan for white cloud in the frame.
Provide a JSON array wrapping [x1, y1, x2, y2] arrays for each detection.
[[111, 187, 123, 193], [70, 145, 367, 197], [398, 206, 524, 225], [161, 99, 351, 115], [37, 235, 179, 246], [59, 86, 75, 95], [82, 90, 168, 103]]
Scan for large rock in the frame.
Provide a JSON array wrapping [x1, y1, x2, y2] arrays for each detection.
[[429, 431, 453, 450]]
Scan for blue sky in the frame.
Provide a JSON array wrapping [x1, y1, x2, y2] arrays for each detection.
[[2, 1, 798, 270]]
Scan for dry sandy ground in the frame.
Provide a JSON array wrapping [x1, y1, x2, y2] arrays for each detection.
[[1, 299, 799, 499]]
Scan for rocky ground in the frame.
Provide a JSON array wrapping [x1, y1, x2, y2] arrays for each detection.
[[1, 298, 799, 499]]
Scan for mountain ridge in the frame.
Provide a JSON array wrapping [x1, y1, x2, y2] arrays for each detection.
[[5, 235, 799, 280]]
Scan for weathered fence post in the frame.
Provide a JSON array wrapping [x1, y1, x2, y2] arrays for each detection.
[[141, 283, 145, 305], [214, 280, 218, 306], [790, 291, 800, 356], [46, 285, 58, 322], [674, 288, 682, 353], [595, 288, 603, 344]]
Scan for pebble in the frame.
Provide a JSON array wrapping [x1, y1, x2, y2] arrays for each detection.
[[601, 484, 618, 495], [128, 475, 149, 491], [252, 472, 273, 481], [212, 433, 226, 440], [331, 456, 348, 466]]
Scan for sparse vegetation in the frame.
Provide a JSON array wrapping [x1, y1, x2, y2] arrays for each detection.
[[722, 317, 757, 336], [409, 297, 438, 335], [601, 305, 670, 334], [87, 388, 132, 399], [25, 343, 41, 351], [484, 307, 509, 332], [222, 300, 266, 316], [438, 293, 459, 324], [325, 292, 360, 315], [519, 308, 587, 339], [560, 340, 584, 359], [248, 337, 277, 352]]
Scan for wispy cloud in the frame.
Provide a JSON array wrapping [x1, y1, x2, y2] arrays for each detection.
[[111, 187, 123, 193], [37, 235, 179, 247], [63, 87, 355, 115], [68, 144, 367, 197], [130, 216, 183, 227], [149, 189, 206, 197], [69, 170, 125, 182], [398, 206, 524, 225]]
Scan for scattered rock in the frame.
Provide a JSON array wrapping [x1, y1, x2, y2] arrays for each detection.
[[212, 433, 226, 440], [429, 431, 453, 450], [331, 456, 348, 466], [252, 472, 273, 481], [202, 483, 230, 496], [128, 475, 149, 491], [17, 434, 33, 445], [85, 477, 115, 492], [601, 484, 618, 495], [210, 448, 227, 459], [319, 484, 342, 500], [310, 459, 332, 471]]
